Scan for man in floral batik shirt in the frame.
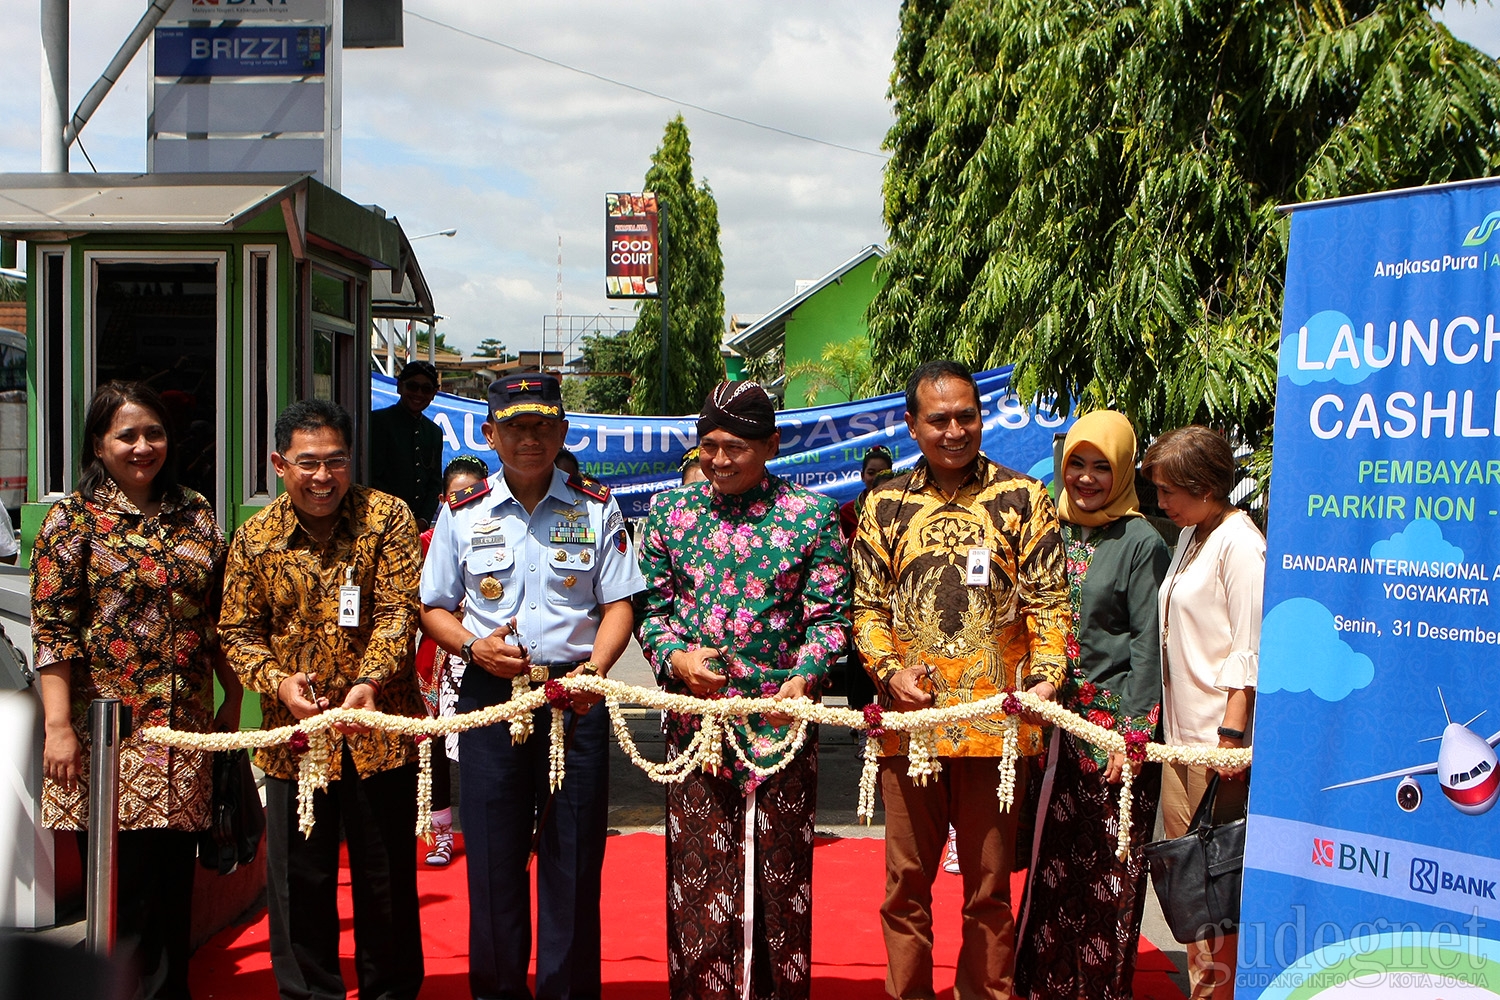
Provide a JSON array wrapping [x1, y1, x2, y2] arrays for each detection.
[[637, 380, 850, 1000], [853, 360, 1070, 1000]]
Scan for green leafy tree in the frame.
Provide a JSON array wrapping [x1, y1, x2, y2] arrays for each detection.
[[413, 328, 451, 354], [560, 377, 588, 414], [785, 337, 878, 406], [473, 337, 506, 358], [742, 346, 785, 408], [872, 0, 1500, 447], [626, 116, 728, 414], [580, 331, 634, 414]]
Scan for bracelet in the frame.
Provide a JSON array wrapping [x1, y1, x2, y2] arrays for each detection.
[[352, 676, 382, 697], [1217, 725, 1245, 740]]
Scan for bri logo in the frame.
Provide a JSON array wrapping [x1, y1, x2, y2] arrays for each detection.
[[1310, 837, 1390, 878], [1409, 857, 1497, 899], [1463, 211, 1500, 247]]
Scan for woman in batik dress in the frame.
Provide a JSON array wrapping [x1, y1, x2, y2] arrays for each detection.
[[637, 380, 850, 1000], [1015, 409, 1170, 1000], [32, 381, 241, 1000]]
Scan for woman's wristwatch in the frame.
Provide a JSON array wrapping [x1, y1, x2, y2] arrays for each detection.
[[1216, 725, 1246, 740]]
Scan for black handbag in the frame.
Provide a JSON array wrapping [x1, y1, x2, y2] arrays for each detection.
[[198, 749, 266, 875], [1142, 773, 1246, 944]]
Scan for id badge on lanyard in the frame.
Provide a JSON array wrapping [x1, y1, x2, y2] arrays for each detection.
[[338, 567, 361, 626], [966, 546, 991, 587]]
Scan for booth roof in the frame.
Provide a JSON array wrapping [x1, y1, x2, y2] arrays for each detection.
[[0, 172, 435, 321], [0, 172, 317, 233]]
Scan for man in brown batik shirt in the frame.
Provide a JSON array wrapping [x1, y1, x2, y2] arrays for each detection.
[[853, 361, 1069, 1000], [220, 398, 424, 1000]]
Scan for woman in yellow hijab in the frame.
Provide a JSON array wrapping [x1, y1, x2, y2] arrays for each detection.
[[1016, 410, 1171, 1000]]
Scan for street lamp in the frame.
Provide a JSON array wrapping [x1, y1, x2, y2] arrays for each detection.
[[410, 228, 457, 240]]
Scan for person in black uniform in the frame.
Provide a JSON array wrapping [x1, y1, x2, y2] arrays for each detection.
[[370, 360, 444, 527]]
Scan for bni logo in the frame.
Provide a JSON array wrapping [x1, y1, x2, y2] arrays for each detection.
[[1313, 839, 1336, 867], [1463, 211, 1500, 247], [1411, 858, 1440, 895]]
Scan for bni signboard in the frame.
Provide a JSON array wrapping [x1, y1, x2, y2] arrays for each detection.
[[605, 192, 660, 298], [149, 0, 337, 185], [1239, 177, 1500, 998]]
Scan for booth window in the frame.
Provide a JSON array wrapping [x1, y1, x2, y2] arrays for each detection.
[[294, 261, 367, 475], [245, 248, 276, 500], [92, 259, 221, 507], [38, 249, 69, 497]]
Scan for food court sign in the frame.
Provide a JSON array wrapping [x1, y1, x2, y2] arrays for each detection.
[[605, 192, 660, 298]]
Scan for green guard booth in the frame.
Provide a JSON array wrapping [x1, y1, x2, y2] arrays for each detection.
[[0, 170, 434, 933]]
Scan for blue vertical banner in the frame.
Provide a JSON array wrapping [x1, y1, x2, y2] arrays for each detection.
[[1240, 179, 1500, 997], [372, 365, 1070, 517]]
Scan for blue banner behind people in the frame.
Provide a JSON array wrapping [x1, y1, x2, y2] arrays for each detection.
[[1240, 179, 1500, 997], [372, 366, 1070, 517]]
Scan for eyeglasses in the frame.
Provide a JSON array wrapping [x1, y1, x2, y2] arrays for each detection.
[[282, 455, 352, 474], [402, 381, 438, 394]]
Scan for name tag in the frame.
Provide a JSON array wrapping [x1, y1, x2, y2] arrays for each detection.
[[338, 568, 361, 626], [966, 547, 991, 587], [471, 532, 506, 550]]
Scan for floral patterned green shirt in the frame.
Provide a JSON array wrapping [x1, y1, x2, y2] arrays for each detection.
[[636, 475, 851, 790], [1060, 516, 1170, 769]]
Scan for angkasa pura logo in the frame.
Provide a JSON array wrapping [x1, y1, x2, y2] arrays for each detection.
[[1463, 211, 1500, 248]]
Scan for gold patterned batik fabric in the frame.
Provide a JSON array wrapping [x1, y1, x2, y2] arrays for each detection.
[[219, 486, 423, 781], [30, 484, 225, 831], [852, 456, 1069, 758]]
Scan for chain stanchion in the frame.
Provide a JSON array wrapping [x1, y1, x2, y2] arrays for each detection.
[[85, 698, 131, 957]]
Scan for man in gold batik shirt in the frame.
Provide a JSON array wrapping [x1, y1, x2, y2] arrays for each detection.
[[220, 398, 425, 1000], [853, 360, 1069, 1000]]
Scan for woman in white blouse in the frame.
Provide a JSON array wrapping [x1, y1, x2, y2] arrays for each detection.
[[1141, 425, 1263, 1000]]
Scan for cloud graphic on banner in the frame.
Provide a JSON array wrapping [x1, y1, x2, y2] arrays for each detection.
[[1027, 456, 1054, 484], [1260, 598, 1375, 702], [1280, 310, 1376, 386], [1370, 518, 1464, 564]]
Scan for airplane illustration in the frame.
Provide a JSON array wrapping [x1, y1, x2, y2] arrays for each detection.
[[1323, 690, 1500, 815]]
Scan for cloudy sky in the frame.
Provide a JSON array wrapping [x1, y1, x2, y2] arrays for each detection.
[[1, 3, 1496, 357]]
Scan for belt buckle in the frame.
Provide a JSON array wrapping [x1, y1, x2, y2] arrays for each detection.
[[529, 665, 549, 683]]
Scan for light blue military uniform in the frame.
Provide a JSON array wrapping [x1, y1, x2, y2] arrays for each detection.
[[418, 463, 643, 1000], [420, 466, 644, 675]]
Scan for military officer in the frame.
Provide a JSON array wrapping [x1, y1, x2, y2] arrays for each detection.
[[419, 372, 644, 1000]]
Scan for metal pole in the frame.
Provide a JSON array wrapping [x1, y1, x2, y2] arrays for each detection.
[[85, 698, 130, 956], [658, 203, 669, 415], [40, 0, 68, 173], [62, 0, 172, 148]]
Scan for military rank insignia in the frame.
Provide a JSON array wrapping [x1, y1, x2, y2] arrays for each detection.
[[448, 480, 491, 509]]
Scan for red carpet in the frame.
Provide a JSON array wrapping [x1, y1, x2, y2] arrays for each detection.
[[189, 832, 1184, 999]]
